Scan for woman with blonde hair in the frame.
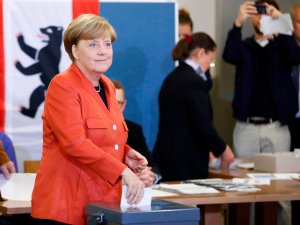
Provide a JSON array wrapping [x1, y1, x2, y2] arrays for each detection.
[[31, 14, 147, 225]]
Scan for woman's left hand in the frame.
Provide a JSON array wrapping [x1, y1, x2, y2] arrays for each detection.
[[125, 149, 148, 173]]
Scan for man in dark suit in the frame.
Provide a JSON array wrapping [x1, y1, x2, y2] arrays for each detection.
[[223, 0, 300, 158], [290, 4, 300, 225], [112, 80, 161, 186], [223, 2, 300, 224]]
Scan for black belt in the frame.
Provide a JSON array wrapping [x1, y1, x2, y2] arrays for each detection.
[[246, 117, 275, 125]]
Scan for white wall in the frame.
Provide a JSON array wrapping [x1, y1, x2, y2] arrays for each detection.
[[176, 0, 217, 40], [176, 0, 218, 79]]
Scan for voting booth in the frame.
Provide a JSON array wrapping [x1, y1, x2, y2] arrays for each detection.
[[86, 200, 200, 225]]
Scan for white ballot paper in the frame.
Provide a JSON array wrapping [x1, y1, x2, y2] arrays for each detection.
[[247, 173, 298, 180], [151, 189, 178, 197], [209, 158, 240, 170], [158, 183, 220, 194], [120, 185, 152, 211], [0, 173, 36, 201], [260, 13, 293, 35], [232, 178, 270, 186]]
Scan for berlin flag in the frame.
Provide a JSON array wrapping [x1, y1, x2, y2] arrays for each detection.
[[0, 0, 99, 171]]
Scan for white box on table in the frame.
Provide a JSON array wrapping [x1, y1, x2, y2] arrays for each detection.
[[254, 152, 300, 172]]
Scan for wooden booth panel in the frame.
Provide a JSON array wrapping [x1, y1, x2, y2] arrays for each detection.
[[23, 160, 40, 173]]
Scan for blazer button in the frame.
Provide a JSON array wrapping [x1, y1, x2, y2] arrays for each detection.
[[114, 144, 119, 150], [113, 124, 117, 130]]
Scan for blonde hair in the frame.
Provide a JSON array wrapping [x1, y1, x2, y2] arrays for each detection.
[[64, 14, 117, 62]]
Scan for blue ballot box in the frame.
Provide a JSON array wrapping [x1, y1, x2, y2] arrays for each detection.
[[86, 199, 200, 225]]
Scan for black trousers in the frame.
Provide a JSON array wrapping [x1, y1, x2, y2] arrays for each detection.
[[0, 214, 33, 225], [289, 118, 300, 225], [289, 118, 300, 151], [292, 201, 300, 225]]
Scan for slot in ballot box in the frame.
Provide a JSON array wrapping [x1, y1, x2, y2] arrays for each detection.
[[86, 200, 200, 225]]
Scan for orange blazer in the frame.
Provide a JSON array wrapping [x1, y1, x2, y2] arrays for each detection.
[[32, 64, 131, 225]]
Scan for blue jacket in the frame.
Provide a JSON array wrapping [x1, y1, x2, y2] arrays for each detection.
[[223, 25, 300, 125]]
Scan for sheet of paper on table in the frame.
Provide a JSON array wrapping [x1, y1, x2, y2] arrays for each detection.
[[238, 162, 254, 169], [232, 178, 270, 186], [247, 173, 299, 180], [185, 179, 261, 192], [157, 183, 220, 194], [0, 173, 36, 201], [152, 188, 178, 197], [209, 158, 240, 170]]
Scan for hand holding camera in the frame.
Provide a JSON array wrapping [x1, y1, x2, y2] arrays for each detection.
[[255, 3, 266, 14], [235, 1, 257, 27], [235, 1, 282, 28], [264, 2, 282, 19], [256, 2, 282, 19]]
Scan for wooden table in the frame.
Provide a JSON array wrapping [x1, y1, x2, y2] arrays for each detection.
[[157, 169, 300, 225], [1, 169, 300, 225], [0, 200, 31, 215]]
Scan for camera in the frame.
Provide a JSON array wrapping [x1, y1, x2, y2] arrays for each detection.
[[256, 3, 266, 14]]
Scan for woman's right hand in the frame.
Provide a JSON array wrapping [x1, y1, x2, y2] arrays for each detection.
[[121, 167, 145, 205]]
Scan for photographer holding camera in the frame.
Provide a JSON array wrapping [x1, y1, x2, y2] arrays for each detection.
[[223, 0, 300, 159], [223, 2, 300, 224]]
